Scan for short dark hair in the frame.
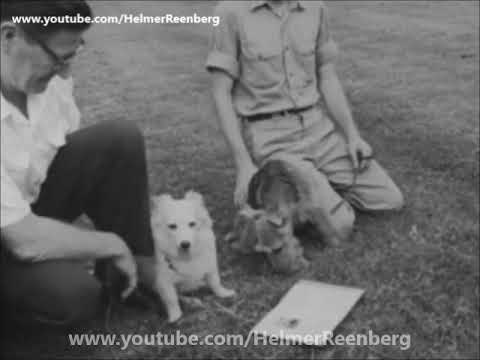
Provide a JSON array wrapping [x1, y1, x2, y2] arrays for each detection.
[[1, 0, 93, 36]]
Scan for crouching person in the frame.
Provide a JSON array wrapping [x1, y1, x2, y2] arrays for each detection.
[[207, 0, 404, 244], [0, 0, 154, 328]]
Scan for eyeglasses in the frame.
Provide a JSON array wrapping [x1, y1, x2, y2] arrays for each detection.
[[24, 30, 85, 69]]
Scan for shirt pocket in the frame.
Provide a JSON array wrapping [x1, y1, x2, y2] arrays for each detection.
[[290, 44, 316, 90], [240, 25, 283, 89], [293, 42, 316, 69], [288, 17, 318, 88]]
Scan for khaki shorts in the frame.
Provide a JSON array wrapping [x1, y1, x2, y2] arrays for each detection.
[[243, 106, 404, 235]]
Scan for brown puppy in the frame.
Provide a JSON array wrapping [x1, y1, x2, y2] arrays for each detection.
[[227, 155, 343, 273]]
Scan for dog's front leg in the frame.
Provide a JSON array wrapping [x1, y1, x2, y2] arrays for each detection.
[[150, 256, 182, 323], [179, 295, 204, 309], [136, 255, 182, 322], [154, 276, 182, 323], [205, 270, 236, 298]]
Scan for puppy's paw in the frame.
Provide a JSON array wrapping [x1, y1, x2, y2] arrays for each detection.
[[167, 308, 183, 323], [180, 296, 205, 310], [299, 257, 311, 269], [324, 235, 341, 248], [224, 232, 235, 242], [214, 287, 236, 298]]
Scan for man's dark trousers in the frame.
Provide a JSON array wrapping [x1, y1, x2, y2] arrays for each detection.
[[0, 120, 154, 327]]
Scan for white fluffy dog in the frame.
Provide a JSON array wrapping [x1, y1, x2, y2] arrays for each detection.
[[149, 190, 235, 323]]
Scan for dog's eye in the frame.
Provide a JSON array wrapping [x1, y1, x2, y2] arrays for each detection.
[[168, 224, 177, 230], [188, 221, 196, 228]]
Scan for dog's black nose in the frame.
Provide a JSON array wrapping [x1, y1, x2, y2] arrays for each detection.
[[180, 241, 191, 250]]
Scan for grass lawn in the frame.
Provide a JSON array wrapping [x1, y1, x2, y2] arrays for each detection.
[[1, 1, 478, 359]]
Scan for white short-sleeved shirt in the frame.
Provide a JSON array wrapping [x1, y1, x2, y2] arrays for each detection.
[[1, 76, 81, 228]]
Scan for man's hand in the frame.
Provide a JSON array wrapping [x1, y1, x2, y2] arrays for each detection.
[[110, 237, 138, 300], [1, 214, 138, 299], [235, 160, 258, 207], [347, 135, 373, 171]]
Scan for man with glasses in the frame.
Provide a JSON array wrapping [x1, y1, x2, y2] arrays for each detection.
[[1, 0, 155, 328], [27, 32, 86, 74]]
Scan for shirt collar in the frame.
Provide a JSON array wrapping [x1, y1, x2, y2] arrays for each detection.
[[250, 0, 306, 12], [1, 78, 56, 124]]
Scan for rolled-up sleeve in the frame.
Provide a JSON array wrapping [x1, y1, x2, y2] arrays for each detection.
[[52, 76, 81, 134], [316, 2, 339, 67], [1, 165, 31, 228], [206, 3, 240, 79]]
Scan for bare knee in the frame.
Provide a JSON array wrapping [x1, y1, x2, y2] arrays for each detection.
[[303, 202, 355, 246], [388, 185, 405, 210], [330, 203, 355, 244]]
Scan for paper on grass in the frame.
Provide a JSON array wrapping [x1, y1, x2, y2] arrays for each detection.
[[250, 280, 364, 346]]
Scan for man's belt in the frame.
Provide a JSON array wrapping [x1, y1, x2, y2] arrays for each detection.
[[244, 105, 314, 122]]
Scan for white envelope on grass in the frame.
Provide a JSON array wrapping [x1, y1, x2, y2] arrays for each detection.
[[250, 280, 364, 346]]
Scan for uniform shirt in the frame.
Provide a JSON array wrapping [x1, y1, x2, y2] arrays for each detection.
[[206, 0, 339, 117], [1, 76, 80, 228]]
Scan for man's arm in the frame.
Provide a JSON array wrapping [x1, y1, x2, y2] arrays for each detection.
[[320, 63, 372, 169], [1, 213, 126, 261], [320, 63, 359, 141], [211, 70, 253, 172], [206, 4, 257, 206], [315, 4, 372, 170], [1, 214, 137, 298], [211, 70, 257, 206]]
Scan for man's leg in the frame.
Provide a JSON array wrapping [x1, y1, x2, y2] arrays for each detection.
[[1, 120, 154, 327], [0, 255, 102, 328], [32, 120, 154, 256], [244, 110, 356, 241], [294, 163, 357, 242], [244, 108, 403, 240]]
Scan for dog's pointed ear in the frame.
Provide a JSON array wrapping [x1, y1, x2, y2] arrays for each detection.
[[151, 194, 174, 230], [185, 190, 204, 205], [151, 194, 173, 213], [185, 190, 213, 227]]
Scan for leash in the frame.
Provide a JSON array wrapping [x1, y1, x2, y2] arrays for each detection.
[[95, 260, 118, 336], [330, 153, 375, 214], [103, 265, 116, 334], [328, 173, 358, 215]]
